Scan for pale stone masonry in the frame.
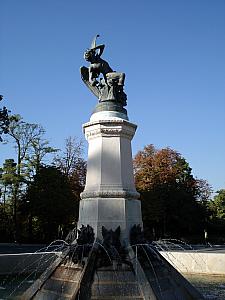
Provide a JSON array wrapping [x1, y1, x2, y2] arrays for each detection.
[[78, 111, 143, 244]]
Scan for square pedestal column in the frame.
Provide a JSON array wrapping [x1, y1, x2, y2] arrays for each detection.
[[78, 115, 143, 244], [78, 198, 142, 245]]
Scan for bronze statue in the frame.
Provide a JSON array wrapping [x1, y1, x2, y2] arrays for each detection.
[[81, 35, 127, 106]]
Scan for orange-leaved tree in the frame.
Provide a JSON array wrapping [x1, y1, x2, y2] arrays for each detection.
[[133, 144, 209, 240]]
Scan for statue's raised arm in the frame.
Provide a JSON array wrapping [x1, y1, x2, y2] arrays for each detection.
[[80, 35, 127, 107]]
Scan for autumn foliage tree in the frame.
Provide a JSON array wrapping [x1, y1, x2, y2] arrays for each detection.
[[133, 144, 210, 240]]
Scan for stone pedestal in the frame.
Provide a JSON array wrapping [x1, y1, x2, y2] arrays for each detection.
[[78, 111, 142, 244]]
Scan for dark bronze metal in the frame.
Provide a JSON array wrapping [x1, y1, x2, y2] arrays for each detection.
[[81, 35, 127, 108]]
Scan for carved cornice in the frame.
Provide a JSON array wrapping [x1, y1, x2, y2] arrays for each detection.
[[85, 127, 135, 139], [83, 120, 137, 140], [84, 119, 136, 126], [81, 190, 140, 200]]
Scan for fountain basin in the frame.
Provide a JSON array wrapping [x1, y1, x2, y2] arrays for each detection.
[[160, 250, 225, 275], [0, 252, 61, 275]]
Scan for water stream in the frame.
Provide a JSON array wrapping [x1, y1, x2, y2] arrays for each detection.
[[0, 240, 68, 299], [0, 240, 224, 299]]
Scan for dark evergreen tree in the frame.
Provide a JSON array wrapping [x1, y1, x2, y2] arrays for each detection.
[[23, 166, 78, 242]]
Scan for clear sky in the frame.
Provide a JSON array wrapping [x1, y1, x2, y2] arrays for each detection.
[[1, 0, 225, 194]]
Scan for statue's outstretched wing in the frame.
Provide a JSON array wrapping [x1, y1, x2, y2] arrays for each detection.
[[80, 66, 100, 98]]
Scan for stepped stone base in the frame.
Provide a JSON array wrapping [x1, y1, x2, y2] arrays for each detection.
[[22, 245, 204, 300], [90, 264, 144, 299]]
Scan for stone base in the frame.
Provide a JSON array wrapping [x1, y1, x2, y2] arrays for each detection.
[[78, 197, 142, 245]]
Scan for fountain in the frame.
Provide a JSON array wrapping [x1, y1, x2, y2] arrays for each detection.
[[19, 35, 205, 299]]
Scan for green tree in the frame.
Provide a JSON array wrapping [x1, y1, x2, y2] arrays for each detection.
[[0, 159, 18, 241], [133, 144, 210, 240], [7, 115, 44, 240], [8, 115, 45, 177], [0, 159, 18, 205], [0, 95, 10, 142], [23, 166, 78, 242], [204, 189, 225, 243], [208, 189, 225, 220], [4, 115, 57, 240], [25, 134, 58, 177]]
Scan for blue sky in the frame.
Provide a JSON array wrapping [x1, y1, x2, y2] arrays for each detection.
[[1, 0, 225, 194]]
